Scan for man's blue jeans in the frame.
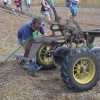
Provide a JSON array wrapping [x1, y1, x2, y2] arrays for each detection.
[[28, 55, 42, 72]]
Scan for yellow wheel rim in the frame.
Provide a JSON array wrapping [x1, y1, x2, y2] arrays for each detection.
[[73, 57, 95, 84], [38, 44, 53, 65]]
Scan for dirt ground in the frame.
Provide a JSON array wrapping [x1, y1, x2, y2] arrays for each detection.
[[0, 5, 100, 100]]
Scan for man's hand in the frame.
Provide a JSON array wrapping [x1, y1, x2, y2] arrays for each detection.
[[43, 33, 50, 36]]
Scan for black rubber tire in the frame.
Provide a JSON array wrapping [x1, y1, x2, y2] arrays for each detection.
[[52, 46, 70, 68], [36, 43, 56, 70], [61, 47, 100, 92]]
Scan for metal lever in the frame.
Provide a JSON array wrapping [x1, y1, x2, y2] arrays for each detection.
[[12, 9, 18, 16], [14, 54, 31, 63]]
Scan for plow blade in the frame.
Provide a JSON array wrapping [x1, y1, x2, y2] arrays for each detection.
[[0, 60, 21, 67]]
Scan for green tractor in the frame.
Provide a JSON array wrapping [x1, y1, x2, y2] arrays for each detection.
[[0, 0, 100, 92], [36, 17, 100, 92]]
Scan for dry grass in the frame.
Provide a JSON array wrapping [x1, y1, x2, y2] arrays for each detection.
[[79, 0, 100, 6], [29, 0, 100, 6], [0, 5, 100, 100]]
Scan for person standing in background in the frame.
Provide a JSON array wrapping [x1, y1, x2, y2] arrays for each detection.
[[40, 0, 51, 20], [14, 0, 22, 11], [25, 0, 31, 11], [4, 0, 11, 7], [66, 0, 79, 18]]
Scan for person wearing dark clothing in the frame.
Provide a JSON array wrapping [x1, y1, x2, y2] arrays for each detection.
[[14, 0, 22, 11]]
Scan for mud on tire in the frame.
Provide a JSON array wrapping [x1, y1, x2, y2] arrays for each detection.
[[61, 47, 100, 92]]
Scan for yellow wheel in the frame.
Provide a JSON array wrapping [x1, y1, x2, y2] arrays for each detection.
[[37, 43, 56, 70], [73, 57, 95, 84], [61, 47, 99, 92]]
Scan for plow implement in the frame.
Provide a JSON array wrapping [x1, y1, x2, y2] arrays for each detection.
[[0, 0, 100, 92]]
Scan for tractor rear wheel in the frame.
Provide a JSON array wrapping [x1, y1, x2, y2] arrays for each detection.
[[53, 46, 70, 68], [61, 47, 100, 92], [36, 43, 56, 70]]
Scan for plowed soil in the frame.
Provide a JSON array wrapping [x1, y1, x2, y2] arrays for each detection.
[[0, 5, 100, 100]]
